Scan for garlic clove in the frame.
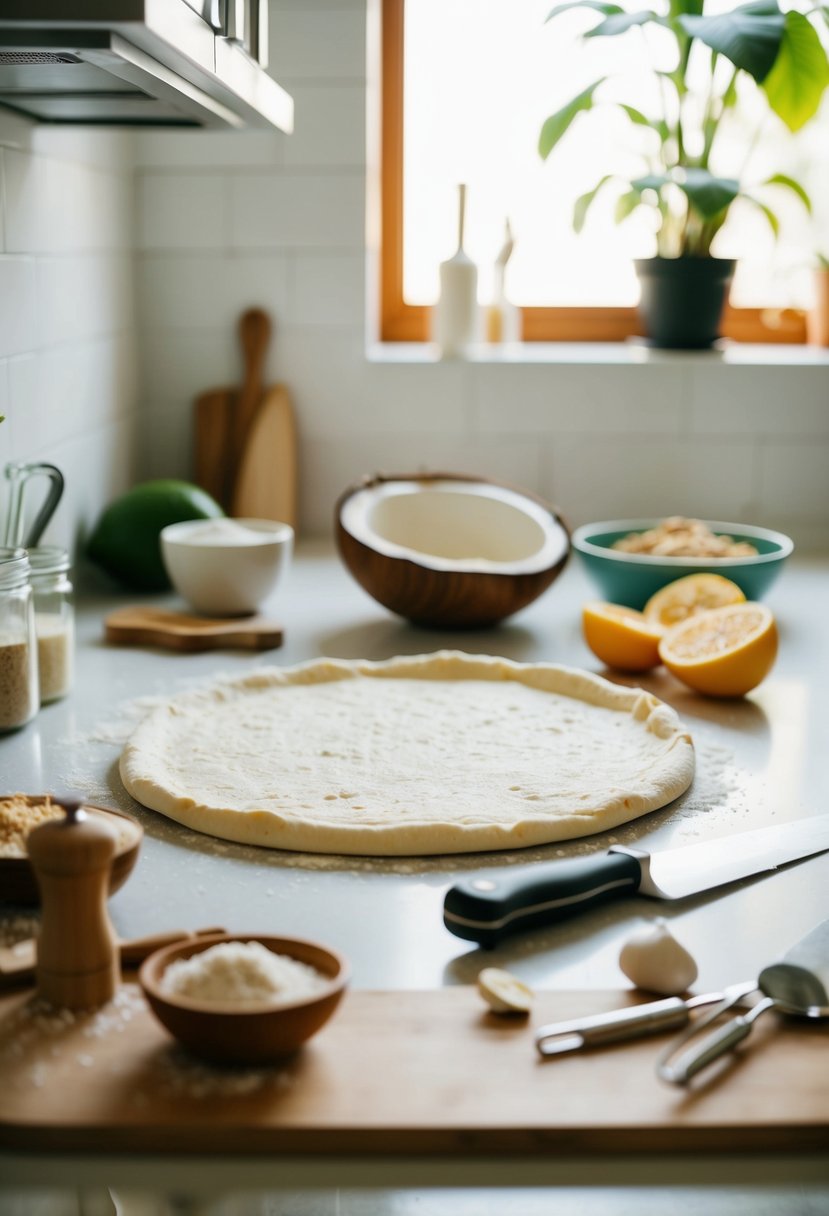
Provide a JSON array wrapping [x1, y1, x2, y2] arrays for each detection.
[[618, 918, 698, 996], [477, 967, 534, 1014]]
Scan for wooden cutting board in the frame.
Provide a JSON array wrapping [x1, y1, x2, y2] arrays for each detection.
[[192, 309, 272, 512], [0, 987, 825, 1155], [104, 607, 283, 652], [231, 383, 297, 527]]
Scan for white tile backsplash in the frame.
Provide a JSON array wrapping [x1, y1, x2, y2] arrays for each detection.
[[36, 253, 134, 348], [546, 435, 757, 526], [137, 173, 228, 250], [0, 121, 138, 555], [689, 364, 829, 436], [229, 172, 365, 249], [283, 86, 367, 168], [0, 258, 37, 357], [268, 10, 367, 83], [4, 146, 132, 254], [292, 252, 365, 326], [758, 440, 829, 522], [137, 252, 290, 332], [471, 362, 686, 436]]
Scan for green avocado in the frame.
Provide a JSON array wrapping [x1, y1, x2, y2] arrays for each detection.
[[87, 480, 224, 591]]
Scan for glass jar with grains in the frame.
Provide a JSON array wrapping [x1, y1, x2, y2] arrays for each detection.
[[28, 546, 74, 703], [0, 548, 39, 732]]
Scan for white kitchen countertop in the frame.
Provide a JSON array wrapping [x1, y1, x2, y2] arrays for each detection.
[[2, 540, 828, 1199]]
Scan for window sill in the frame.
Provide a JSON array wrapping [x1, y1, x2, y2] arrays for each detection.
[[367, 340, 829, 367]]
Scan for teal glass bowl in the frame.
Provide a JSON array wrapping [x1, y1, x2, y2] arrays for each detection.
[[572, 519, 794, 610]]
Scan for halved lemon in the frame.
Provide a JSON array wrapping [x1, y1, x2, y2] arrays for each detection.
[[644, 573, 745, 631], [658, 603, 777, 697], [582, 602, 663, 672]]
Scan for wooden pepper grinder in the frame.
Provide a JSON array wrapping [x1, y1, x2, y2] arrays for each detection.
[[27, 800, 119, 1009]]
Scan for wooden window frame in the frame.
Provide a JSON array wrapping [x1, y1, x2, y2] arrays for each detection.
[[380, 0, 806, 345]]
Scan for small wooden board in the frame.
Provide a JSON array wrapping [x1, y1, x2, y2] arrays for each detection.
[[232, 384, 297, 528], [0, 987, 825, 1156], [104, 607, 283, 653]]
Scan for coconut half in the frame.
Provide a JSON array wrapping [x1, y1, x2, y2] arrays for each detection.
[[335, 473, 570, 628]]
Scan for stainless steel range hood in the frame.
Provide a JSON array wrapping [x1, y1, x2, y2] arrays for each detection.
[[0, 1, 293, 131]]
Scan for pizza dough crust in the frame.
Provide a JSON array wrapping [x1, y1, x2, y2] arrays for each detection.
[[120, 651, 694, 856]]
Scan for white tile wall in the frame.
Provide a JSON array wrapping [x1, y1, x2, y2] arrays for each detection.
[[0, 115, 138, 557]]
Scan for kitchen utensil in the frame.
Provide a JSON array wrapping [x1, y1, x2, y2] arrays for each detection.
[[443, 816, 829, 947], [0, 798, 143, 906], [138, 933, 349, 1064], [192, 308, 271, 511], [27, 800, 119, 1009], [535, 981, 757, 1057], [3, 462, 64, 549], [160, 517, 293, 615], [571, 518, 793, 609], [0, 926, 226, 991], [658, 917, 829, 1085], [231, 382, 297, 527], [104, 606, 284, 652]]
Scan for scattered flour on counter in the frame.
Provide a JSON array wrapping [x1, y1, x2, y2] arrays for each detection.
[[145, 1049, 293, 1101], [0, 986, 148, 1091]]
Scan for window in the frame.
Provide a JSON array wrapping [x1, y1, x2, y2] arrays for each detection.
[[380, 0, 819, 343]]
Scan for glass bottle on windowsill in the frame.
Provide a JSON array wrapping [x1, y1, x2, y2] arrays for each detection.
[[433, 183, 478, 358], [485, 219, 520, 345]]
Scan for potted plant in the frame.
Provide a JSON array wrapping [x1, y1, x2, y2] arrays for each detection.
[[538, 0, 829, 348]]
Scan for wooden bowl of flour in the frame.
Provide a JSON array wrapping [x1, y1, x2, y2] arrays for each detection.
[[139, 933, 349, 1064]]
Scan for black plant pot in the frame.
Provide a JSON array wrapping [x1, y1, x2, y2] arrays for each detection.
[[634, 257, 736, 350]]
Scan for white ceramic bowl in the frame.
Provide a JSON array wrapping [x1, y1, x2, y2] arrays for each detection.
[[161, 518, 293, 616]]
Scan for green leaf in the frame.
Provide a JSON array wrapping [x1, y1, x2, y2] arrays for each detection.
[[539, 79, 606, 159], [585, 9, 658, 36], [680, 168, 740, 219], [762, 172, 812, 212], [546, 0, 623, 20], [631, 173, 670, 194], [763, 11, 829, 131], [745, 196, 781, 238], [680, 1, 785, 82], [614, 190, 642, 223], [618, 104, 651, 125], [573, 174, 615, 233]]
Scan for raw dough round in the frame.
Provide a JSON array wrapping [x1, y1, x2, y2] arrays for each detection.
[[120, 651, 694, 857]]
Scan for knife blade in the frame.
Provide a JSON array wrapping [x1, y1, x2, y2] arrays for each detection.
[[443, 815, 829, 948]]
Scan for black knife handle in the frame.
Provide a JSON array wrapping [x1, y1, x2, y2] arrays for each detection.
[[443, 850, 643, 948]]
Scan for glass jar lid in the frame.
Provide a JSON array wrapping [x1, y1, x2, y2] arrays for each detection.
[[28, 545, 71, 578], [0, 547, 31, 591]]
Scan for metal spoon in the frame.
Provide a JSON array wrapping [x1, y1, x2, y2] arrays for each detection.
[[658, 917, 829, 1085]]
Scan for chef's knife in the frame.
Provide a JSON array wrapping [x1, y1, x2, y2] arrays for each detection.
[[443, 816, 829, 948]]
